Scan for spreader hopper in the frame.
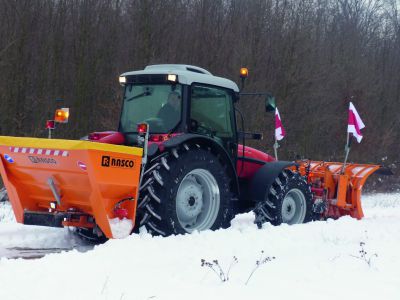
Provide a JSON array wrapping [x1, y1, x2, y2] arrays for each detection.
[[0, 136, 143, 238]]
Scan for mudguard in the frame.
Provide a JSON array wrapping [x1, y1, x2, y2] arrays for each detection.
[[250, 161, 297, 203]]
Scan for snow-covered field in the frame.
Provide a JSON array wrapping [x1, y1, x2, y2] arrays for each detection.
[[0, 194, 399, 300]]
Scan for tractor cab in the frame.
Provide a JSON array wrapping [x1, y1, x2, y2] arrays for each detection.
[[118, 64, 239, 158]]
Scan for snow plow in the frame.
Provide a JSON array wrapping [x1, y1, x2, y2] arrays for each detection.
[[252, 161, 382, 228], [0, 64, 387, 240]]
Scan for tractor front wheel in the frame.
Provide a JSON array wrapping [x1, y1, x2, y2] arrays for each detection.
[[254, 170, 313, 227]]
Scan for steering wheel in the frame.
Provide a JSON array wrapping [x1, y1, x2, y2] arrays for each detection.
[[143, 117, 164, 130], [190, 119, 216, 136]]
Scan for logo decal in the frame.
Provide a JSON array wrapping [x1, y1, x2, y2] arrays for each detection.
[[101, 155, 134, 168], [4, 154, 14, 163], [28, 156, 57, 165], [101, 156, 110, 167], [77, 161, 87, 171]]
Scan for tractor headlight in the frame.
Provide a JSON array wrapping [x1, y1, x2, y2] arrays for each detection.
[[119, 76, 126, 85], [167, 74, 177, 82]]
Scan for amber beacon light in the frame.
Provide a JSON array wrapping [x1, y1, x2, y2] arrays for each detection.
[[54, 108, 70, 124], [240, 67, 249, 78]]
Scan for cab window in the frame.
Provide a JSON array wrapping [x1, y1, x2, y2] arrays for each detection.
[[190, 85, 235, 139]]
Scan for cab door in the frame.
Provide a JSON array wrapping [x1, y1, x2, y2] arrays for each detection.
[[189, 84, 238, 162]]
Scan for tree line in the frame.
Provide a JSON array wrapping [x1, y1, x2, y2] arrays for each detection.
[[0, 0, 399, 165]]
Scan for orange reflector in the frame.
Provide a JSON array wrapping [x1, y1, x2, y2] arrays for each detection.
[[240, 67, 249, 78], [54, 108, 70, 123]]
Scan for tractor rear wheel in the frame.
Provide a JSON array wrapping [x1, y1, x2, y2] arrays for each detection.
[[254, 170, 313, 227], [137, 145, 235, 236]]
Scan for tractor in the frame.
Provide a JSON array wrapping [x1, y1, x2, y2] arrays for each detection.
[[0, 64, 383, 240]]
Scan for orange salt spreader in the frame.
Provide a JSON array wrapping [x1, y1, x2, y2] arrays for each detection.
[[0, 136, 143, 239]]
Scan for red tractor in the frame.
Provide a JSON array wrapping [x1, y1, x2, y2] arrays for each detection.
[[0, 64, 384, 240]]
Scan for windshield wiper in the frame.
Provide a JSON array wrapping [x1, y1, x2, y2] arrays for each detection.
[[125, 87, 153, 102], [125, 92, 151, 102]]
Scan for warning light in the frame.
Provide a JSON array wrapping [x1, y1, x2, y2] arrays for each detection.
[[149, 134, 170, 142], [240, 68, 249, 78], [137, 123, 148, 134], [114, 207, 128, 220], [54, 108, 70, 123]]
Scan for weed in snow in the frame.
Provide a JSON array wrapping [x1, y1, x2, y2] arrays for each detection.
[[101, 276, 109, 295], [245, 250, 276, 285], [351, 241, 378, 267], [201, 251, 276, 285], [200, 256, 238, 282]]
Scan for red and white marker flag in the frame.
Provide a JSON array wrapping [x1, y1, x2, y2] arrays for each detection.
[[275, 107, 286, 141], [347, 102, 365, 143]]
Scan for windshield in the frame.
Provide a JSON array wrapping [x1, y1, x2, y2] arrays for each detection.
[[120, 84, 182, 133]]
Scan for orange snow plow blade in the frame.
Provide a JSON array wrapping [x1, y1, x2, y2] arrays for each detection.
[[296, 161, 383, 219], [0, 136, 143, 239]]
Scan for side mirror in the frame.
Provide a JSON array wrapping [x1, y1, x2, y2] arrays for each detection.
[[265, 95, 276, 112]]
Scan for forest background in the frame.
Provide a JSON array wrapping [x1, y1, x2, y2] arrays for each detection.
[[0, 0, 399, 189]]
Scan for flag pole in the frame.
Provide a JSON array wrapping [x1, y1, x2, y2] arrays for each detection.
[[273, 135, 279, 160], [342, 130, 351, 174]]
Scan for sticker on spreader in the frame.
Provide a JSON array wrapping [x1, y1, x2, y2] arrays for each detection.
[[4, 154, 14, 163], [77, 161, 87, 171], [9, 147, 69, 157]]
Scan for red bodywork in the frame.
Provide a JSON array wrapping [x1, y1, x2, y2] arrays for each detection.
[[236, 144, 275, 179], [89, 131, 275, 180], [88, 131, 181, 149], [88, 131, 125, 144]]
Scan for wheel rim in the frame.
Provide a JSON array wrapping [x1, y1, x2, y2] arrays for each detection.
[[281, 188, 306, 224], [176, 169, 220, 232]]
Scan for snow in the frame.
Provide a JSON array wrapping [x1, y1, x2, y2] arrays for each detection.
[[109, 217, 134, 239], [0, 193, 399, 300], [0, 202, 92, 258], [0, 201, 15, 223]]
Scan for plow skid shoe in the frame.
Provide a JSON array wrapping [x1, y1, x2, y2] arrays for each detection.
[[297, 161, 381, 219], [0, 136, 143, 239]]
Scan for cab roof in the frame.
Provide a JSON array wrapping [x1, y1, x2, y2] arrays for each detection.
[[121, 64, 239, 92]]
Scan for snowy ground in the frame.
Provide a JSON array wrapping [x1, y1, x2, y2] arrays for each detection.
[[0, 194, 399, 300]]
